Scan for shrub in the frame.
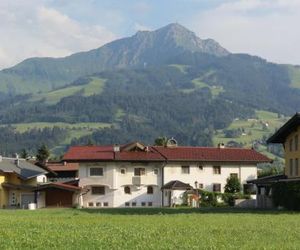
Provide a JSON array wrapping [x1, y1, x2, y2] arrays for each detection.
[[224, 176, 241, 193], [272, 181, 300, 210]]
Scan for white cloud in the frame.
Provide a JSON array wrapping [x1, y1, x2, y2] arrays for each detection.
[[133, 22, 152, 32], [0, 1, 116, 69], [189, 0, 300, 65]]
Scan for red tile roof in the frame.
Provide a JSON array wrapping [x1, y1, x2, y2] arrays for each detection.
[[46, 162, 79, 172], [63, 146, 115, 161], [63, 143, 271, 163], [153, 146, 271, 163]]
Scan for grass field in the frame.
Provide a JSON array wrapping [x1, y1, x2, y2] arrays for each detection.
[[0, 208, 299, 249], [213, 110, 288, 160], [30, 77, 106, 104]]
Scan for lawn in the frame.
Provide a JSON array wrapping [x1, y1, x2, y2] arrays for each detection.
[[213, 110, 288, 160], [0, 208, 299, 249]]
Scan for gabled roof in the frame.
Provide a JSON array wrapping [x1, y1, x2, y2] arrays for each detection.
[[0, 157, 47, 179], [267, 113, 299, 144], [35, 182, 81, 192], [63, 145, 115, 161], [63, 143, 165, 162], [46, 162, 79, 172], [63, 142, 271, 163], [161, 180, 193, 190], [153, 146, 271, 163]]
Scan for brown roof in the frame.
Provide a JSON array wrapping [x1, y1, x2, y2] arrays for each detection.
[[46, 162, 79, 172], [35, 182, 81, 192], [153, 146, 271, 163], [63, 142, 271, 163]]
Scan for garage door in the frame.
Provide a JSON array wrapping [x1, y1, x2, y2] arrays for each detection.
[[21, 193, 35, 208], [45, 189, 73, 207]]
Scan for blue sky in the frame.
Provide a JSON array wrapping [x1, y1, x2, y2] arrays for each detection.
[[1, 0, 300, 68]]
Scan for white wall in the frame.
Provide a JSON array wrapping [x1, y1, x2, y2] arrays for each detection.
[[79, 162, 163, 208], [78, 161, 257, 207], [164, 162, 257, 192]]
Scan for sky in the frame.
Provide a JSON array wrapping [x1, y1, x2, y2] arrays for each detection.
[[0, 0, 300, 69]]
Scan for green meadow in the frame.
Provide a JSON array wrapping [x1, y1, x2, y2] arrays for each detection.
[[213, 110, 288, 160], [0, 208, 299, 249]]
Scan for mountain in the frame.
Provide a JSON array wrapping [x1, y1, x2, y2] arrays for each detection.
[[0, 23, 299, 159], [0, 23, 229, 94]]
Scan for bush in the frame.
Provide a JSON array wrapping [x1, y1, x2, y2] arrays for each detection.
[[272, 181, 300, 210], [199, 190, 220, 207], [224, 176, 241, 193]]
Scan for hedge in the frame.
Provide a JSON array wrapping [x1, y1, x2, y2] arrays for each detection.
[[272, 181, 300, 210]]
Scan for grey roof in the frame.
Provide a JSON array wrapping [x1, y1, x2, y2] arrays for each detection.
[[161, 180, 193, 190], [0, 157, 47, 179]]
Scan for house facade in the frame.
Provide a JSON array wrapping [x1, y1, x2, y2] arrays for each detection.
[[0, 156, 48, 208], [63, 141, 270, 208]]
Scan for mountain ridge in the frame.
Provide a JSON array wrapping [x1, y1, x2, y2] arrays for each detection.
[[0, 23, 229, 94]]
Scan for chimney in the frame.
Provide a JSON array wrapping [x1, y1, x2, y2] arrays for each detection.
[[218, 143, 225, 149], [113, 144, 120, 152], [14, 153, 20, 167]]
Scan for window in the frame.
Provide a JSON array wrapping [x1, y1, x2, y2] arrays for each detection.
[[230, 173, 238, 178], [213, 166, 221, 175], [147, 186, 154, 194], [125, 202, 130, 207], [295, 135, 299, 151], [198, 165, 203, 171], [91, 186, 105, 195], [296, 158, 299, 176], [181, 166, 190, 174], [88, 202, 94, 207], [120, 168, 126, 174], [90, 167, 103, 176], [124, 186, 131, 194], [134, 168, 146, 176], [153, 168, 159, 175], [96, 202, 101, 207], [131, 202, 137, 207], [148, 202, 153, 207], [290, 159, 293, 176], [165, 191, 168, 197], [103, 202, 109, 207], [213, 184, 221, 192], [290, 139, 293, 151], [141, 202, 146, 207], [199, 183, 203, 189]]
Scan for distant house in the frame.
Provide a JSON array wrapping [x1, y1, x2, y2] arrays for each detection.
[[63, 140, 270, 208], [35, 161, 80, 208], [0, 156, 47, 208]]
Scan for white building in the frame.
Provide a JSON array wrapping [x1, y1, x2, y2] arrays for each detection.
[[63, 141, 270, 208]]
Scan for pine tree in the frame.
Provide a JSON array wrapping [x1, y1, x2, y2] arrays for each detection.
[[36, 144, 50, 164]]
